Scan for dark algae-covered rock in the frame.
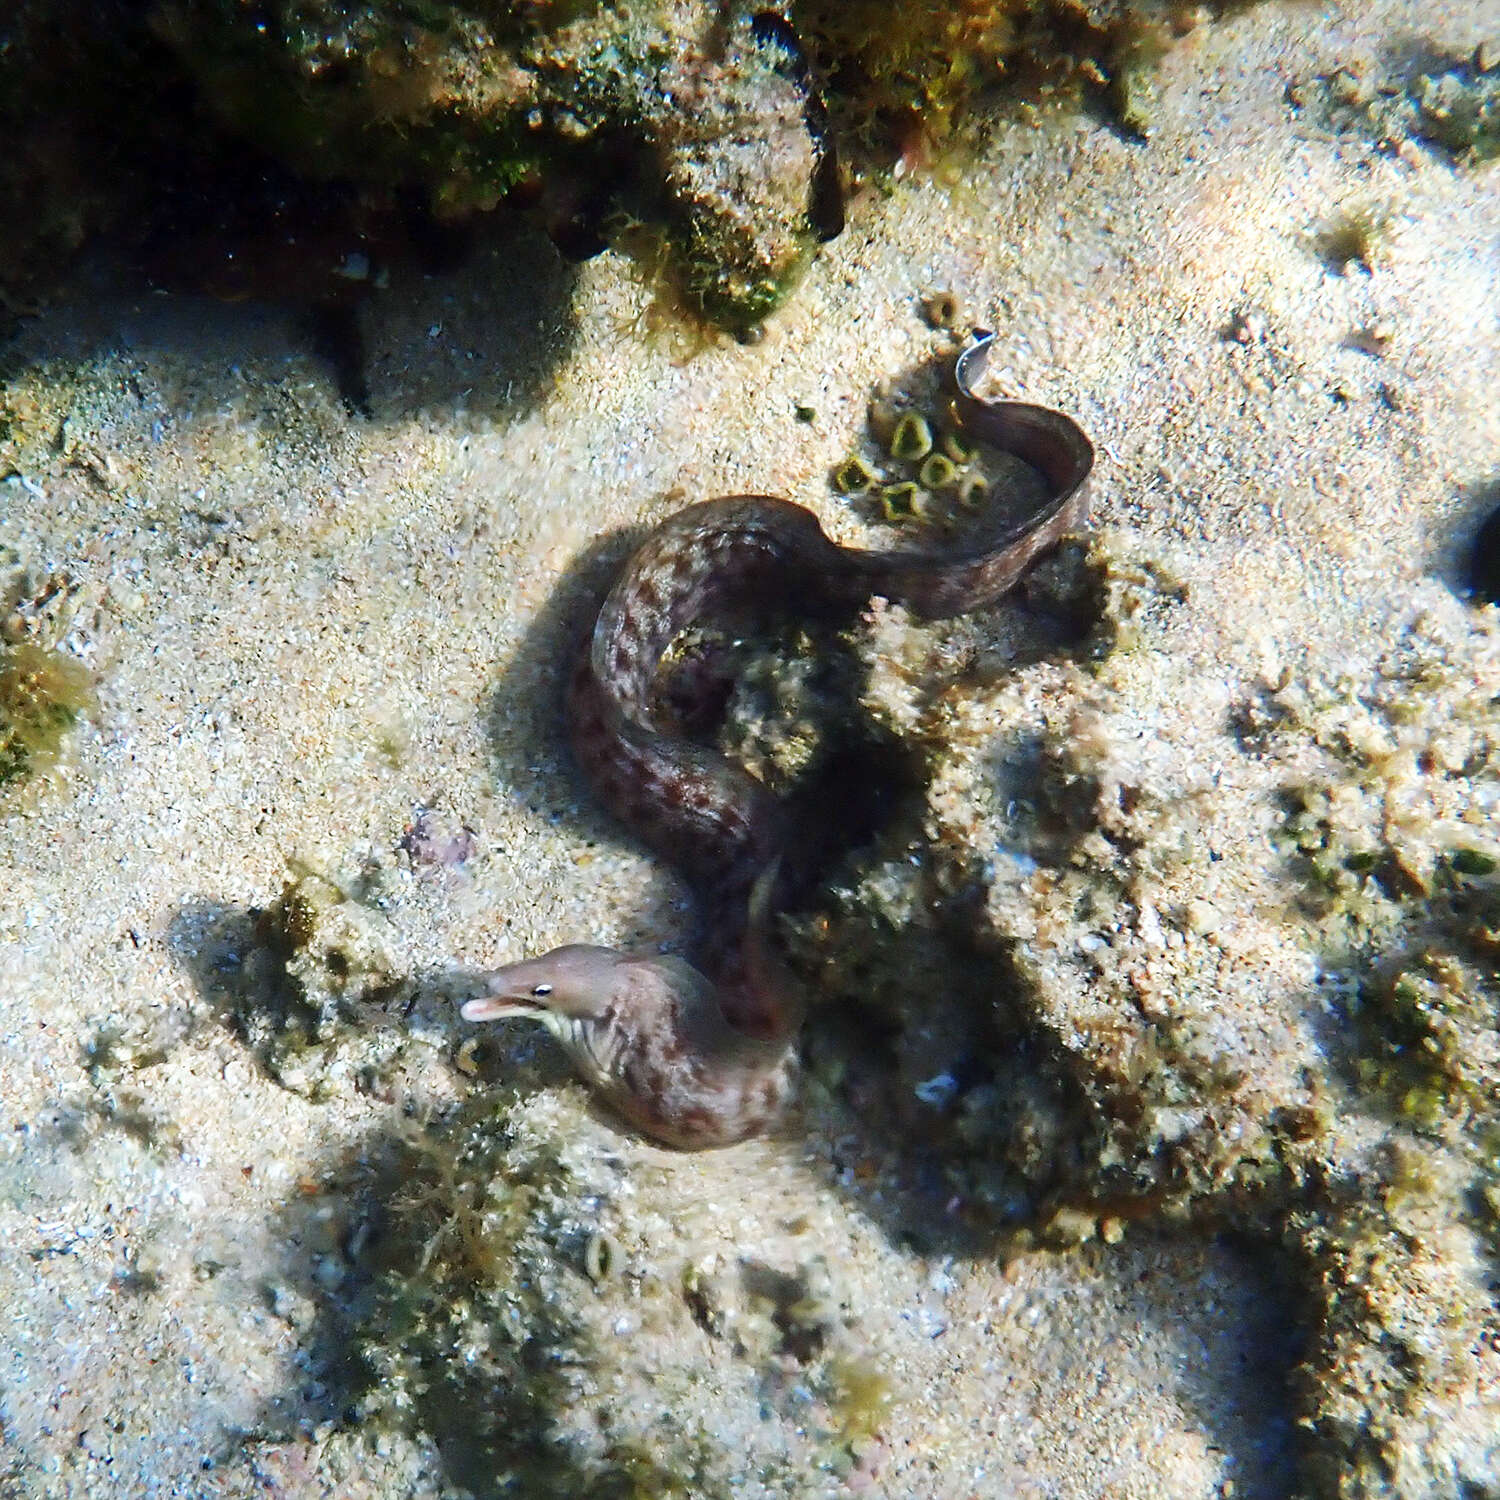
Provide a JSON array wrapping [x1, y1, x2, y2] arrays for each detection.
[[0, 0, 1278, 327], [154, 0, 838, 332]]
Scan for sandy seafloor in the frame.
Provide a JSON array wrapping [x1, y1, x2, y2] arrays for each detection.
[[2, 1, 1500, 1495]]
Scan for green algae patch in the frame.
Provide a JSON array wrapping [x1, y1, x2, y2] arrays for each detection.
[[1351, 953, 1499, 1133], [261, 1093, 900, 1497], [0, 641, 94, 792]]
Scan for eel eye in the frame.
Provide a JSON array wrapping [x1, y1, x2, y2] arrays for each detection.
[[531, 983, 554, 999]]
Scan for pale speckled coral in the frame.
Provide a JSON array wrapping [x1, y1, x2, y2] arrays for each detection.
[[796, 542, 1500, 1493], [1286, 1146, 1500, 1500]]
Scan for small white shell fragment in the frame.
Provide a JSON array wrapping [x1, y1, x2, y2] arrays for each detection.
[[1184, 899, 1221, 935]]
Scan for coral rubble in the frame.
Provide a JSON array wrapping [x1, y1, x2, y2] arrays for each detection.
[[782, 539, 1500, 1493], [1327, 51, 1500, 166]]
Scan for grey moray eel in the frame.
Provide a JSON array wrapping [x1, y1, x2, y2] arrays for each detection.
[[463, 334, 1095, 1148]]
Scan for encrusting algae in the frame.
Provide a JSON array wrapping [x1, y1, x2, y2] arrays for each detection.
[[0, 641, 93, 793], [784, 561, 1500, 1493]]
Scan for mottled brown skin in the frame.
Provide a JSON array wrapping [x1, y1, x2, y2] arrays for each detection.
[[467, 335, 1095, 1148], [462, 940, 795, 1149]]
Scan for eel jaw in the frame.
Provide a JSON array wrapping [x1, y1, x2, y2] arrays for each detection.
[[459, 990, 610, 1091], [460, 992, 549, 1023]]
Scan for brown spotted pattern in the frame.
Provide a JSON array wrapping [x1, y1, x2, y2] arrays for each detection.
[[570, 336, 1095, 911], [484, 337, 1095, 1148]]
